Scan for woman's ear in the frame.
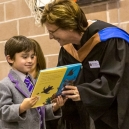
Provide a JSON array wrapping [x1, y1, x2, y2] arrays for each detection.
[[6, 55, 14, 64]]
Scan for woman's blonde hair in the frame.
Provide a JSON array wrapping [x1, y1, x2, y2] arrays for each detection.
[[41, 0, 88, 33]]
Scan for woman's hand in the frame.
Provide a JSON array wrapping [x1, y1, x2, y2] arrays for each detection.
[[61, 85, 81, 101]]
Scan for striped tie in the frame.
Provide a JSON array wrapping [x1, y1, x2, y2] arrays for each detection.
[[24, 76, 43, 129], [24, 76, 33, 92]]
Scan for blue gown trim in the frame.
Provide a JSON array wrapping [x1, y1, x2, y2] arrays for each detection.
[[98, 27, 129, 43]]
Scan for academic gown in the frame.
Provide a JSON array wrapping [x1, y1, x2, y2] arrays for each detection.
[[57, 20, 129, 129]]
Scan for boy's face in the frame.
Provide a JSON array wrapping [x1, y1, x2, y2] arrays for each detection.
[[8, 50, 35, 74]]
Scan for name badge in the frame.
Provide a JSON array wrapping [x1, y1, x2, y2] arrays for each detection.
[[89, 61, 100, 68]]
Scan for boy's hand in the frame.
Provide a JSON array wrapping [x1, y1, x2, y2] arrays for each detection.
[[19, 96, 39, 114], [52, 95, 67, 112]]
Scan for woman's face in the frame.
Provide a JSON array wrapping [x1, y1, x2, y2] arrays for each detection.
[[45, 22, 76, 46]]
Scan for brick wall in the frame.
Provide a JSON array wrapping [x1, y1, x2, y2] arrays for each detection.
[[0, 0, 129, 79]]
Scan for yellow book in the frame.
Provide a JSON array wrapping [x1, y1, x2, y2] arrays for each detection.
[[31, 63, 82, 108]]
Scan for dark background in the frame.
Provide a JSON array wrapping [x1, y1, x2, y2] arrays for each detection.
[[76, 0, 110, 6]]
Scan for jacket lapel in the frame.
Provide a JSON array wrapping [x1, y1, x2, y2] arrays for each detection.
[[8, 70, 31, 98]]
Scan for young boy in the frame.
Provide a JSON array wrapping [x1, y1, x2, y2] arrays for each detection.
[[0, 35, 65, 129]]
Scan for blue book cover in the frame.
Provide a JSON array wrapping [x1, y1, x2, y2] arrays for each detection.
[[56, 63, 82, 96], [31, 63, 82, 107]]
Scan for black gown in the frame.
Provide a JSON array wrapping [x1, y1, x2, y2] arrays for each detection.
[[57, 20, 129, 129]]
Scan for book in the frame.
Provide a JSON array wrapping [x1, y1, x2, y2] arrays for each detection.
[[31, 63, 82, 108]]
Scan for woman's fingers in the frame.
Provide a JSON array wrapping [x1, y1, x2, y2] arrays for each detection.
[[62, 86, 80, 101]]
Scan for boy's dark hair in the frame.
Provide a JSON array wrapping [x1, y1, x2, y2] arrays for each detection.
[[5, 35, 36, 66]]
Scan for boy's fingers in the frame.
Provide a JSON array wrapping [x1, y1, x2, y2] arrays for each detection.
[[31, 99, 38, 106], [31, 96, 39, 100]]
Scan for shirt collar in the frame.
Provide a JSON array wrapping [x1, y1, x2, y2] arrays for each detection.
[[12, 69, 28, 82]]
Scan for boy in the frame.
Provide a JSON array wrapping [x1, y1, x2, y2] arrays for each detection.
[[0, 35, 65, 129]]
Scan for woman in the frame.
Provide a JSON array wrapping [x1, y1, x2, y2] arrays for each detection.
[[40, 0, 129, 129]]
